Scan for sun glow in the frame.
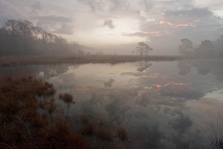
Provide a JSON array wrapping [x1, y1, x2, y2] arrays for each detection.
[[69, 17, 145, 46]]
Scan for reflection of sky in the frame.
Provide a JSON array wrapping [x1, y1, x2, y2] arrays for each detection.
[[1, 61, 223, 148], [46, 61, 223, 148]]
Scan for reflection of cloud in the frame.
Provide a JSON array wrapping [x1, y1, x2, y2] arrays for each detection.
[[103, 78, 115, 87], [155, 82, 192, 88], [137, 95, 150, 107], [103, 19, 115, 29], [170, 112, 193, 134], [160, 84, 203, 99]]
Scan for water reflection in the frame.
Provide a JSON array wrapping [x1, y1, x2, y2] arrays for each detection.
[[0, 60, 223, 148], [178, 59, 223, 81], [0, 64, 75, 80], [103, 78, 115, 87], [135, 61, 152, 72]]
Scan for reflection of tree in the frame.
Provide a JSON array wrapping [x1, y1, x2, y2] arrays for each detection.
[[103, 78, 114, 88], [179, 38, 194, 57], [0, 64, 78, 79], [135, 61, 152, 72], [177, 60, 223, 81], [177, 61, 192, 75]]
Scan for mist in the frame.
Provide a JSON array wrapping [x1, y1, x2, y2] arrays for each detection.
[[1, 1, 223, 149]]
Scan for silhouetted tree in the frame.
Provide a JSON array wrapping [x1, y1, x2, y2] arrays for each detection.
[[0, 19, 84, 56], [179, 38, 194, 57], [195, 40, 214, 58], [135, 42, 152, 56]]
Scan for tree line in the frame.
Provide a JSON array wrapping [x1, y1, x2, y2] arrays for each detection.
[[179, 36, 223, 58], [0, 19, 84, 56]]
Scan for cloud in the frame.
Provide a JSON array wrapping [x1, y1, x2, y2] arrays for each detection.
[[55, 23, 74, 35], [32, 1, 45, 11], [104, 19, 115, 29], [139, 0, 154, 12], [165, 8, 211, 17], [78, 0, 130, 13], [194, 0, 223, 9], [0, 0, 22, 21], [38, 15, 72, 22], [36, 15, 74, 35], [123, 32, 150, 37]]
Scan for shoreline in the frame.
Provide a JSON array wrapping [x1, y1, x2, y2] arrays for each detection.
[[0, 55, 184, 66]]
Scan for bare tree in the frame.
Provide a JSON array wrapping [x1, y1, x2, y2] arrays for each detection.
[[135, 42, 152, 56]]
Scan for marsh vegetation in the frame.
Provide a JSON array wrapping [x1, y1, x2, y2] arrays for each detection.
[[0, 76, 129, 149]]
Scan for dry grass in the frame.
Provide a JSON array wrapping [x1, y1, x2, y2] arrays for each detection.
[[80, 122, 94, 136], [0, 76, 129, 149], [80, 115, 89, 125], [117, 127, 128, 142], [0, 76, 87, 149], [97, 127, 113, 141], [204, 113, 223, 148], [0, 55, 183, 66], [59, 93, 73, 104]]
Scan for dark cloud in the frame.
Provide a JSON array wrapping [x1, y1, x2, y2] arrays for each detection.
[[103, 19, 115, 29], [165, 8, 211, 17]]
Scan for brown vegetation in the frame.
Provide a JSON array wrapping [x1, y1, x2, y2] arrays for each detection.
[[59, 93, 73, 103], [117, 127, 128, 142], [81, 123, 94, 136], [0, 76, 87, 149], [0, 76, 128, 149], [97, 127, 113, 141], [0, 55, 183, 66]]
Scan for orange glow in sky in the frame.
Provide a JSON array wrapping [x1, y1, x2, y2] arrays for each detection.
[[156, 82, 192, 88], [159, 21, 197, 28]]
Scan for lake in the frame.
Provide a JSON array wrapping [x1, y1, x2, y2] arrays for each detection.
[[1, 59, 223, 148]]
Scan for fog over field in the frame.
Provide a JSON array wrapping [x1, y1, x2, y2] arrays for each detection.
[[1, 1, 223, 149], [0, 0, 223, 55]]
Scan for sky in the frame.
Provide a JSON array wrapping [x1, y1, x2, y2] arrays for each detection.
[[0, 0, 223, 55]]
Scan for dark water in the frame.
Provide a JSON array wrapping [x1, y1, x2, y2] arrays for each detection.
[[1, 59, 223, 148]]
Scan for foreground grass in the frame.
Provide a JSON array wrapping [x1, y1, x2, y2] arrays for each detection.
[[0, 55, 183, 66], [0, 76, 128, 149], [1, 76, 221, 149]]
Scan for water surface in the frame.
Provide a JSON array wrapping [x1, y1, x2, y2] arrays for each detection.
[[1, 60, 223, 148]]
